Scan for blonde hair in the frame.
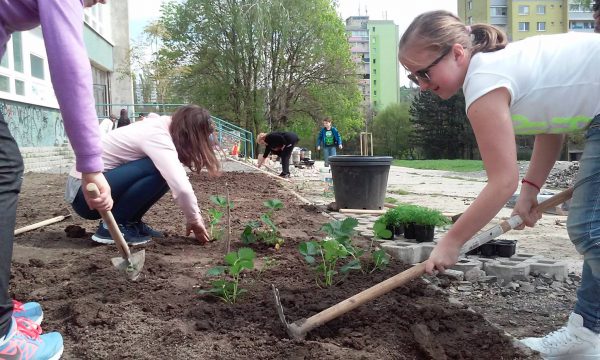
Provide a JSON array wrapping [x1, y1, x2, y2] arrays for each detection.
[[399, 10, 507, 60], [256, 132, 267, 145]]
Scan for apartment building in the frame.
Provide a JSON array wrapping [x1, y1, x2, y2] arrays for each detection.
[[458, 0, 594, 41], [346, 16, 400, 117]]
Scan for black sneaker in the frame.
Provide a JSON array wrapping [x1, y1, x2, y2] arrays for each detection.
[[130, 221, 164, 238], [279, 173, 290, 179], [91, 221, 151, 245]]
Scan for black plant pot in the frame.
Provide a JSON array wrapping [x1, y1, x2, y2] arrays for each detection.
[[465, 247, 480, 256], [479, 241, 496, 257], [394, 224, 404, 236], [403, 223, 416, 239], [495, 240, 517, 257], [414, 224, 435, 243]]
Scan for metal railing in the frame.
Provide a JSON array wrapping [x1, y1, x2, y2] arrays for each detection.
[[96, 103, 254, 159]]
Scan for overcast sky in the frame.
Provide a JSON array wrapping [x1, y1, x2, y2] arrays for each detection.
[[128, 0, 457, 40]]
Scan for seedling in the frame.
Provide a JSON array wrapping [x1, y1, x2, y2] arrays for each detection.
[[240, 199, 284, 248], [207, 195, 233, 241], [370, 249, 390, 273], [299, 218, 363, 287], [198, 247, 255, 304]]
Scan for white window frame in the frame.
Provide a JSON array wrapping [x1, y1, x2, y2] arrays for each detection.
[[518, 5, 530, 15], [490, 6, 508, 16], [537, 22, 546, 31], [537, 5, 546, 14], [518, 22, 530, 31]]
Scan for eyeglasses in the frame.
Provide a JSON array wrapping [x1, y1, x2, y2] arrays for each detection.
[[405, 47, 451, 86]]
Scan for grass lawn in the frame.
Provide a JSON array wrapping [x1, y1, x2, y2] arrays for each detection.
[[392, 159, 484, 172]]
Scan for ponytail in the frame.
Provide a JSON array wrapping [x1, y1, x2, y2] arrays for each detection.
[[399, 10, 508, 59]]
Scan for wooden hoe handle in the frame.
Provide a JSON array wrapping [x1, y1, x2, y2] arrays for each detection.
[[85, 183, 131, 259]]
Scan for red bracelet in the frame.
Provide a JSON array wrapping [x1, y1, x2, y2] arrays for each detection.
[[521, 178, 541, 192]]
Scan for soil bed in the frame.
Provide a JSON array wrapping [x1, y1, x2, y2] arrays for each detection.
[[12, 172, 535, 359]]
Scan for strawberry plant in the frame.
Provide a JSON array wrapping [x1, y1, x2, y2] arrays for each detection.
[[299, 218, 363, 287], [207, 195, 233, 241], [198, 247, 255, 304], [240, 199, 284, 249]]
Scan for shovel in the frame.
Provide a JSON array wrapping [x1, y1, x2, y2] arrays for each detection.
[[86, 183, 146, 281], [273, 187, 574, 340]]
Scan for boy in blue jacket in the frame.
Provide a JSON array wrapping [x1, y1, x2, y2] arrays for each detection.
[[316, 117, 342, 167]]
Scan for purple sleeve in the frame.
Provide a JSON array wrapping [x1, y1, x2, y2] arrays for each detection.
[[39, 0, 104, 173]]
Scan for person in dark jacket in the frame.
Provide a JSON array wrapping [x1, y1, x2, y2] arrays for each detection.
[[256, 132, 299, 178], [316, 117, 343, 167], [117, 108, 131, 128]]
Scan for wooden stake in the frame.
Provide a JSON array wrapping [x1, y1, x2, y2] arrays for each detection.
[[14, 214, 71, 235]]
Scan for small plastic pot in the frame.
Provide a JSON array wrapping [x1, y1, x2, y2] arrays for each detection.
[[414, 224, 435, 243], [495, 239, 517, 257], [479, 241, 496, 257], [394, 224, 404, 236], [403, 223, 416, 239]]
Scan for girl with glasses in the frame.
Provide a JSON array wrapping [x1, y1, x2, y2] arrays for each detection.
[[399, 10, 600, 359]]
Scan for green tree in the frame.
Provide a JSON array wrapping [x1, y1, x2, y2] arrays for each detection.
[[409, 90, 477, 159], [157, 0, 362, 142], [372, 103, 412, 158]]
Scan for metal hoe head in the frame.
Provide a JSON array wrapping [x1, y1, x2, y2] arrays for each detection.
[[111, 249, 146, 281], [271, 284, 306, 340]]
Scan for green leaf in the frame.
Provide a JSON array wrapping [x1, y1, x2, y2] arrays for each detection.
[[263, 199, 283, 210], [340, 217, 358, 234], [372, 249, 391, 270], [237, 259, 254, 270], [210, 195, 228, 207], [206, 266, 226, 276], [241, 225, 257, 244], [224, 251, 238, 266], [340, 259, 362, 273], [237, 247, 256, 261]]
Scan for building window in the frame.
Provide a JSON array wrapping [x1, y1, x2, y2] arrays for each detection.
[[518, 5, 529, 15], [15, 79, 25, 95], [12, 32, 23, 73], [518, 22, 530, 31], [0, 53, 7, 68], [0, 75, 9, 92], [490, 6, 507, 16], [372, 58, 376, 64], [467, 16, 473, 25], [30, 54, 45, 79], [374, 80, 377, 85], [468, 1, 472, 10], [537, 5, 546, 14], [570, 20, 594, 29], [569, 3, 591, 12], [372, 26, 375, 32], [374, 90, 377, 96], [373, 68, 376, 74], [537, 22, 546, 31]]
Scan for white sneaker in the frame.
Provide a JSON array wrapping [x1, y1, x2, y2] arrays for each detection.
[[520, 313, 600, 359]]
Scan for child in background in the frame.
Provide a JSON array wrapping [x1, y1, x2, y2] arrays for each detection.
[[316, 117, 343, 167], [399, 10, 600, 358]]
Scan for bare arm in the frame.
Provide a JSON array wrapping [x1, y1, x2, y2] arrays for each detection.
[[513, 134, 564, 227], [426, 88, 518, 273]]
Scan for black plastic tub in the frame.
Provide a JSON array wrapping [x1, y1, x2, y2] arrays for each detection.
[[329, 156, 393, 210]]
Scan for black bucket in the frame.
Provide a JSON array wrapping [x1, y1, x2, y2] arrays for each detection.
[[329, 156, 393, 210]]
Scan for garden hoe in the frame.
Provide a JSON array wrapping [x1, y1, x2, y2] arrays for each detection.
[[86, 183, 146, 281], [272, 187, 574, 340]]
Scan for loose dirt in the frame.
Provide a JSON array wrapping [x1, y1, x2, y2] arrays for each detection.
[[10, 170, 543, 359]]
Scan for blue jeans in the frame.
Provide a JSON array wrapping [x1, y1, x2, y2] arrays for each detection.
[[568, 115, 600, 333], [0, 112, 24, 337], [71, 157, 169, 224], [323, 146, 337, 167]]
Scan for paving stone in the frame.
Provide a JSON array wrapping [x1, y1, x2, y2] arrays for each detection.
[[529, 259, 568, 281], [485, 260, 531, 284], [380, 242, 422, 265], [451, 258, 483, 273]]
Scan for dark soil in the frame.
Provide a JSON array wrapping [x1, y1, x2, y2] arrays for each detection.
[[11, 172, 538, 359]]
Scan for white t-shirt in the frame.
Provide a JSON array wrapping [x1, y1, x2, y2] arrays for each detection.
[[464, 32, 600, 135]]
